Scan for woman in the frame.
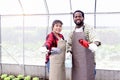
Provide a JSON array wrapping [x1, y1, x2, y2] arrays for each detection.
[[45, 20, 64, 71], [41, 20, 66, 80]]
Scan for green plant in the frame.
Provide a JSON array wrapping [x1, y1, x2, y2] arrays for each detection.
[[8, 75, 15, 80], [12, 78, 19, 80], [1, 74, 8, 80], [32, 77, 39, 80], [17, 74, 24, 80], [24, 75, 31, 80], [4, 77, 10, 80]]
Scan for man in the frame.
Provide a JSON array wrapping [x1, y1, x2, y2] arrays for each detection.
[[67, 10, 101, 80]]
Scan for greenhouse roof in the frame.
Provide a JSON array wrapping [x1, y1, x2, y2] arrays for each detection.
[[0, 0, 120, 15]]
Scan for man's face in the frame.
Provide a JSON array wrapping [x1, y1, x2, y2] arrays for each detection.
[[73, 12, 84, 26]]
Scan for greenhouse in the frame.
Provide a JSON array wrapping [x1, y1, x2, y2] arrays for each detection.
[[0, 0, 120, 80]]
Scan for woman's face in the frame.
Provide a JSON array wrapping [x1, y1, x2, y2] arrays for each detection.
[[52, 23, 62, 34]]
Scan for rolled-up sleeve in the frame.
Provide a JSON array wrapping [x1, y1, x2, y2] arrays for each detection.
[[66, 32, 73, 52], [45, 34, 53, 50], [85, 24, 101, 44]]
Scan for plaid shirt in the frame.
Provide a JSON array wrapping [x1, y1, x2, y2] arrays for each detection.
[[45, 32, 64, 63]]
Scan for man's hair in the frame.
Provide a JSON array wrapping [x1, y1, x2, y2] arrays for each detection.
[[73, 10, 84, 18], [52, 20, 63, 30]]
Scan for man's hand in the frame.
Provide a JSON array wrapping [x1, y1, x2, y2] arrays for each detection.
[[79, 39, 89, 48], [51, 47, 61, 54], [79, 39, 98, 52], [66, 52, 72, 59], [89, 43, 98, 52]]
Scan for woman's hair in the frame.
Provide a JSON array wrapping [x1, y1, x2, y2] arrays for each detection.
[[52, 20, 63, 30]]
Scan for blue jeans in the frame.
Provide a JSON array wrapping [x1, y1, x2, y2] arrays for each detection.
[[94, 64, 96, 76], [46, 60, 50, 73], [94, 68, 96, 75]]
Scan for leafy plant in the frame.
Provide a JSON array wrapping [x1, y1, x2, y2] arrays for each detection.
[[4, 77, 10, 80], [12, 78, 19, 80], [8, 75, 15, 80], [24, 75, 31, 80], [1, 74, 8, 80], [32, 77, 39, 80], [17, 74, 24, 80]]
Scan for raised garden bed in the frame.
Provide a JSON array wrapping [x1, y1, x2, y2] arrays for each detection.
[[0, 74, 48, 80]]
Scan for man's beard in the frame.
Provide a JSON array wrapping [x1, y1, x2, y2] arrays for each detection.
[[75, 21, 84, 26]]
